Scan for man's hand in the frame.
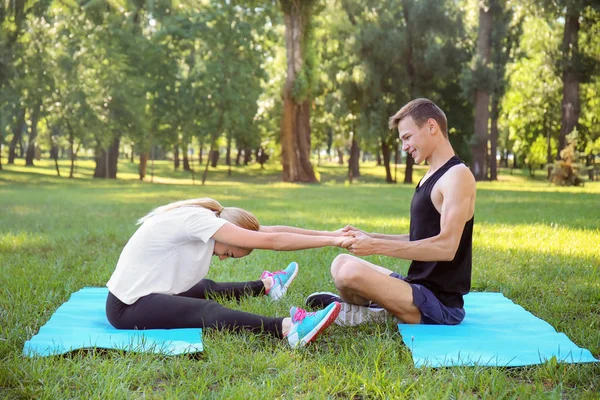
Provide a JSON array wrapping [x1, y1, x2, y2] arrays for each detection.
[[335, 235, 354, 248], [343, 230, 376, 256], [334, 225, 370, 237]]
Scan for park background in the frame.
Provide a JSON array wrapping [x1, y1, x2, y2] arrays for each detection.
[[1, 0, 600, 398]]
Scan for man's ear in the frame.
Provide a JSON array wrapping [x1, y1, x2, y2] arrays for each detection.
[[427, 118, 436, 134]]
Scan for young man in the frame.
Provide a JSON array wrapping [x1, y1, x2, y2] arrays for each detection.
[[305, 98, 476, 325]]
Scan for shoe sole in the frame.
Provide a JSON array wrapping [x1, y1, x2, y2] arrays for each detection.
[[298, 302, 341, 348], [270, 262, 299, 300], [335, 303, 390, 326]]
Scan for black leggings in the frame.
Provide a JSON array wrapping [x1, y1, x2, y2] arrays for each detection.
[[106, 279, 284, 338]]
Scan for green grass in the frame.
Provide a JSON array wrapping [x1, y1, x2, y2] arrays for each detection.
[[1, 158, 599, 399]]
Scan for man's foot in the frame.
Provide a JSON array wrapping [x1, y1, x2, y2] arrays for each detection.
[[305, 291, 390, 326], [261, 261, 299, 300], [286, 302, 341, 348], [305, 292, 342, 309], [335, 303, 390, 326]]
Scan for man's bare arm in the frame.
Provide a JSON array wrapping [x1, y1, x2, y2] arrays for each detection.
[[345, 167, 475, 261], [340, 225, 409, 241]]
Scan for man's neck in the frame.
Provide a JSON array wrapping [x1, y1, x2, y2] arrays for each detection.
[[425, 141, 455, 174]]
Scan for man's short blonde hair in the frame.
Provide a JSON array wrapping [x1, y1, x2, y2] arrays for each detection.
[[389, 98, 448, 138]]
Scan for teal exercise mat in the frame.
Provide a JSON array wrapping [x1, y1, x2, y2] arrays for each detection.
[[23, 287, 203, 357], [398, 292, 598, 367]]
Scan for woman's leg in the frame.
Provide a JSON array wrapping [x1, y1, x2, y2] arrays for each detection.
[[106, 291, 284, 337], [176, 278, 265, 300]]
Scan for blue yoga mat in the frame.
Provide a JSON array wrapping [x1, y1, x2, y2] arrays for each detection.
[[398, 292, 598, 367], [23, 287, 203, 357]]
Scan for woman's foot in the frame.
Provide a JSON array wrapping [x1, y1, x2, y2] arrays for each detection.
[[284, 302, 341, 349], [261, 261, 299, 300]]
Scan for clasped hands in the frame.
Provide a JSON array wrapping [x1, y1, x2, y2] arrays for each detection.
[[336, 225, 374, 256]]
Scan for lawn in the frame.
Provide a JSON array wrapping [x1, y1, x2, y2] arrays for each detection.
[[1, 158, 599, 398]]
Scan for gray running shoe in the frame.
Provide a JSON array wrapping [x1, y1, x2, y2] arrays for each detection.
[[335, 303, 390, 326], [305, 291, 391, 326]]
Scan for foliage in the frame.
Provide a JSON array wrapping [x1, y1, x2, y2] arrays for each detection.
[[1, 0, 599, 183], [501, 16, 563, 166]]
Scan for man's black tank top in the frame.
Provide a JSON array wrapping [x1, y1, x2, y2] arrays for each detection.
[[405, 155, 473, 308]]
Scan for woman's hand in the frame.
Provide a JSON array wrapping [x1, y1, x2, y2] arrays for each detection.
[[336, 225, 370, 237], [342, 230, 376, 256], [336, 235, 354, 248]]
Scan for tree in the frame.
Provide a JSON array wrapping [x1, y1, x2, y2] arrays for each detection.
[[279, 0, 319, 183], [1, 0, 51, 166], [532, 0, 600, 157], [470, 0, 495, 181], [489, 3, 523, 180], [334, 0, 469, 184], [501, 16, 563, 173]]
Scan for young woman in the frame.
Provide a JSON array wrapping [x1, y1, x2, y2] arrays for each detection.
[[106, 198, 346, 348]]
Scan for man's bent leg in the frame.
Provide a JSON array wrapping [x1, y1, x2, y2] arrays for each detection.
[[331, 254, 421, 324]]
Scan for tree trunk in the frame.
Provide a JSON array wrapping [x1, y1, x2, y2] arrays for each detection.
[[381, 137, 395, 183], [558, 7, 580, 157], [93, 136, 120, 179], [173, 145, 180, 169], [139, 152, 149, 180], [25, 104, 40, 166], [489, 97, 499, 181], [198, 141, 203, 164], [545, 112, 553, 180], [586, 153, 593, 181], [183, 146, 191, 171], [401, 0, 416, 184], [244, 147, 252, 165], [471, 4, 493, 181], [236, 147, 242, 165], [394, 141, 400, 183], [130, 144, 134, 163], [257, 147, 269, 169], [151, 146, 156, 183], [210, 149, 219, 168], [280, 3, 318, 183], [225, 136, 232, 167], [337, 148, 344, 165], [66, 121, 77, 178], [326, 128, 333, 161], [348, 136, 361, 180], [202, 143, 216, 185], [404, 154, 414, 184], [47, 120, 60, 177], [8, 108, 25, 164]]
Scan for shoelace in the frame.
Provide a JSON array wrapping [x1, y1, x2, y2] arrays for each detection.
[[262, 270, 287, 279], [292, 308, 315, 323]]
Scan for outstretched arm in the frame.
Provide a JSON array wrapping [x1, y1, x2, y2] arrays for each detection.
[[260, 225, 340, 236], [339, 225, 409, 241], [259, 225, 408, 241], [213, 223, 347, 251], [344, 167, 475, 261]]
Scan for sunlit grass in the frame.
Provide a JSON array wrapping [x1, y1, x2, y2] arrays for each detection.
[[1, 158, 599, 398]]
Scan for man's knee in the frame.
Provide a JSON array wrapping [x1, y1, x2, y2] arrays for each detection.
[[330, 253, 357, 277], [331, 255, 363, 290]]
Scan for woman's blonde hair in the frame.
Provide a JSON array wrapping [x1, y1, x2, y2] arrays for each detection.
[[137, 198, 260, 232]]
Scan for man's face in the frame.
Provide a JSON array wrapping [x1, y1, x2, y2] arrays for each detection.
[[213, 242, 251, 260], [398, 116, 432, 165]]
